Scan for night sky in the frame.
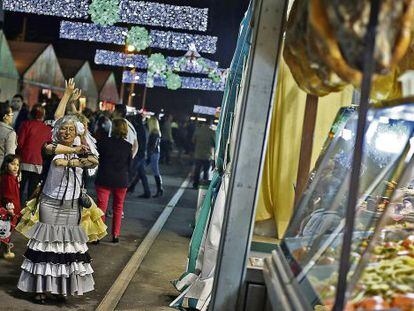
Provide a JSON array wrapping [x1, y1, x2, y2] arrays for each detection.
[[1, 0, 250, 116]]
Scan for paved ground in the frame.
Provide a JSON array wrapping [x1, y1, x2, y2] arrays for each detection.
[[0, 161, 195, 311], [116, 182, 197, 310]]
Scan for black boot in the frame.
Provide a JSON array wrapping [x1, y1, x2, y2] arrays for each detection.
[[153, 176, 164, 198]]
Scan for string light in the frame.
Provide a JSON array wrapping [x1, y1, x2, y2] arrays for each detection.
[[94, 50, 222, 75], [2, 0, 89, 18], [3, 0, 208, 32], [60, 21, 217, 54], [119, 0, 208, 32], [122, 71, 225, 92]]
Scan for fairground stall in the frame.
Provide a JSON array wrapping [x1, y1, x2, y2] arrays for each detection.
[[59, 58, 99, 110], [9, 41, 65, 107], [0, 30, 19, 102], [93, 70, 120, 111]]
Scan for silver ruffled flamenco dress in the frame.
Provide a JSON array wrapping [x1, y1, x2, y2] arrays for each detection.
[[17, 194, 95, 296]]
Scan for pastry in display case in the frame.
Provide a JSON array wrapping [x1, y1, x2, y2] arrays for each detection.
[[264, 102, 414, 310], [342, 156, 414, 310]]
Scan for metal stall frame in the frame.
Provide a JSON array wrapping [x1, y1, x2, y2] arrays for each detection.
[[210, 0, 288, 310]]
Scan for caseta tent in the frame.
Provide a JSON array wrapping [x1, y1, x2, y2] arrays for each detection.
[[59, 58, 99, 110], [9, 41, 65, 107], [93, 70, 120, 106], [0, 30, 19, 102]]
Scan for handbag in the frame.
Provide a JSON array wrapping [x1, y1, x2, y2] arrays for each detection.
[[78, 170, 92, 209], [79, 188, 92, 208]]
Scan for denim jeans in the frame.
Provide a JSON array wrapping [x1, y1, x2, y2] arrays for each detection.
[[150, 153, 161, 177], [130, 157, 150, 195]]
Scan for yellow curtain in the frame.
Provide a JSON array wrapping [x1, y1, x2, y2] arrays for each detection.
[[255, 59, 354, 237]]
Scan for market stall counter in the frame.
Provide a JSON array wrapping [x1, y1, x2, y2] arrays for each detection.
[[264, 100, 414, 310]]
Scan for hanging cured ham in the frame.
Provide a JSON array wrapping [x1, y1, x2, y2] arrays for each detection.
[[284, 0, 414, 97]]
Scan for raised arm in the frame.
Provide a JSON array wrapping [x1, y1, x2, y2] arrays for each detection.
[[54, 79, 82, 120]]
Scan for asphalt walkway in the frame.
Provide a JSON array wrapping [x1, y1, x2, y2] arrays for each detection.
[[0, 161, 195, 311]]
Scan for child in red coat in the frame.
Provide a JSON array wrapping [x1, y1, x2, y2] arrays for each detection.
[[0, 154, 21, 259]]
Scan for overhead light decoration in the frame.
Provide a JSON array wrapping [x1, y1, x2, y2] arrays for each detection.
[[148, 53, 167, 75], [3, 0, 208, 32], [60, 21, 217, 54], [123, 71, 225, 92], [118, 0, 208, 32], [94, 49, 224, 75], [165, 71, 182, 90], [2, 0, 89, 18], [89, 0, 120, 26], [146, 53, 171, 88], [126, 26, 151, 52], [150, 30, 217, 54], [208, 70, 222, 83], [126, 45, 136, 52], [173, 44, 226, 83]]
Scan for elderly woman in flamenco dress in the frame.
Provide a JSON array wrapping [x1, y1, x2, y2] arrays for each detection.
[[17, 85, 99, 303]]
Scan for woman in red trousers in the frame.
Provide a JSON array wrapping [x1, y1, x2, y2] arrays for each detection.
[[95, 119, 131, 243]]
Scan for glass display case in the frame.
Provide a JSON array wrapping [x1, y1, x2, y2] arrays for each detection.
[[264, 101, 414, 311], [344, 147, 414, 310]]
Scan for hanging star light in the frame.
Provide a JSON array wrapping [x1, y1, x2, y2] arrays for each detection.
[[123, 71, 225, 92], [173, 44, 227, 83], [89, 0, 120, 26], [2, 0, 89, 18], [60, 21, 218, 54], [126, 26, 151, 52]]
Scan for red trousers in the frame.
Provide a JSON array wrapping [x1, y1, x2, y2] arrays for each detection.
[[95, 185, 127, 237]]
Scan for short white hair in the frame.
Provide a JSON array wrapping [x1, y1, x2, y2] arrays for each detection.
[[52, 115, 85, 142]]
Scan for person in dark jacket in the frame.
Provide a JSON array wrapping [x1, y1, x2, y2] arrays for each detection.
[[17, 104, 52, 203], [11, 94, 29, 132], [147, 116, 163, 197], [127, 114, 151, 198], [95, 118, 132, 243]]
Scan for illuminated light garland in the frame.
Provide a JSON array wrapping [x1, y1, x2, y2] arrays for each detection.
[[119, 0, 208, 32], [94, 50, 221, 75], [3, 0, 208, 32], [150, 30, 217, 54], [123, 71, 225, 92], [2, 0, 89, 19], [60, 21, 217, 54]]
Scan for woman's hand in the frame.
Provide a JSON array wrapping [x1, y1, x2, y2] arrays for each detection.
[[54, 158, 68, 167], [71, 88, 82, 102], [79, 156, 98, 168], [64, 78, 76, 96], [73, 145, 89, 154]]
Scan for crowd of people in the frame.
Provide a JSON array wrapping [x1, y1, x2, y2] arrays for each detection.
[[0, 80, 216, 303]]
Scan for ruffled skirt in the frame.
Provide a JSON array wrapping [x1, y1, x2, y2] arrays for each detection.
[[16, 196, 107, 243], [17, 195, 95, 296]]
